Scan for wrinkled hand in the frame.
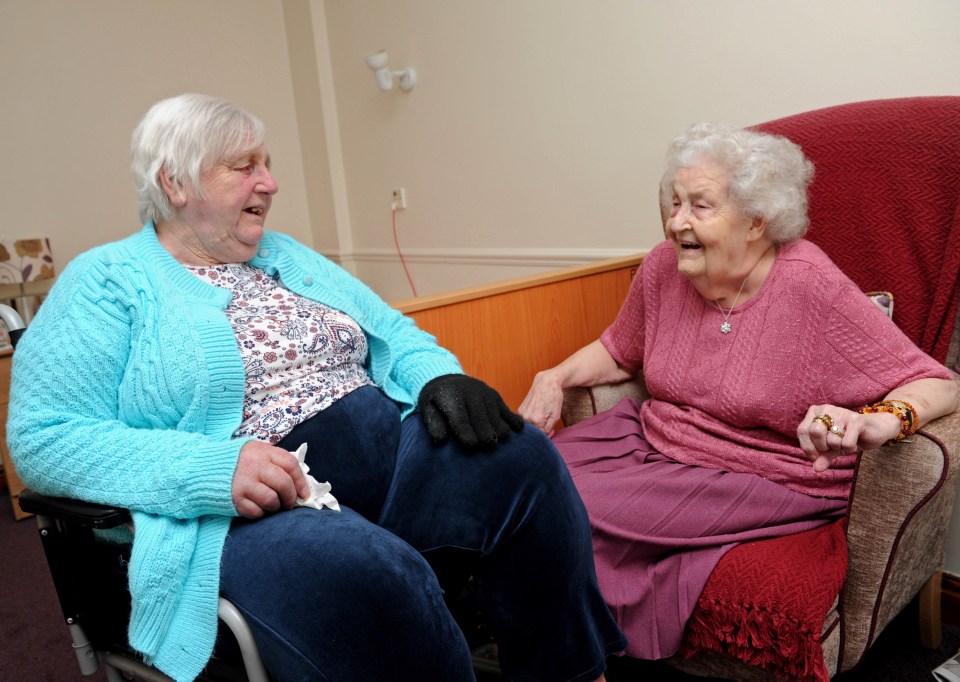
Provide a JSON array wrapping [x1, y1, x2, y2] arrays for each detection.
[[518, 369, 564, 436], [797, 404, 902, 472], [418, 374, 524, 449], [232, 440, 312, 518]]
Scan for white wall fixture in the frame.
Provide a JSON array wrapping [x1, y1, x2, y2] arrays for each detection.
[[365, 50, 416, 91]]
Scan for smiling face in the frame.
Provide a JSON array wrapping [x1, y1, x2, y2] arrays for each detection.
[[157, 144, 278, 265], [666, 159, 765, 293]]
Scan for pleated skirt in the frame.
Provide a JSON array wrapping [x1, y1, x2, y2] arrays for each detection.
[[552, 398, 847, 660]]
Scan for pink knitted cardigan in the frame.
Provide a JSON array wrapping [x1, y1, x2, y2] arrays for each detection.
[[601, 239, 952, 500]]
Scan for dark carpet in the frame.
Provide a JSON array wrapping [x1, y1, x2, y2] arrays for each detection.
[[0, 488, 108, 681], [599, 598, 960, 681], [2, 485, 955, 681]]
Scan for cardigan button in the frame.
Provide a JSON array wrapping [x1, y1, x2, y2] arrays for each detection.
[[303, 276, 314, 286], [258, 248, 269, 258]]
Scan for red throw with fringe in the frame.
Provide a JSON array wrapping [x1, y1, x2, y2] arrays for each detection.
[[678, 519, 847, 682]]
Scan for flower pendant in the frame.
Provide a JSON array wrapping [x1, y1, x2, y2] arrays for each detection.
[[720, 321, 732, 334]]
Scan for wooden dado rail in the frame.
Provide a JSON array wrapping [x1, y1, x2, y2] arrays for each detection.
[[392, 253, 645, 412]]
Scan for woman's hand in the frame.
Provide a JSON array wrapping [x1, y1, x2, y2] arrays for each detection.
[[519, 339, 632, 436], [232, 440, 312, 518], [797, 405, 901, 472], [518, 369, 565, 436], [799, 378, 959, 472]]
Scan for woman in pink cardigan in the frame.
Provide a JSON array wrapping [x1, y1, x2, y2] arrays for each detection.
[[519, 122, 958, 662]]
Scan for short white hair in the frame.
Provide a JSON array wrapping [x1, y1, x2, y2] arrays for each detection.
[[131, 94, 266, 224], [659, 122, 815, 243]]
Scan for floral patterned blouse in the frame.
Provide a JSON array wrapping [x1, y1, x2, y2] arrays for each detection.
[[186, 263, 373, 444]]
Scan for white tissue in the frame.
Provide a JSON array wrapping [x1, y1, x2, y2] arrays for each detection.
[[290, 443, 341, 512]]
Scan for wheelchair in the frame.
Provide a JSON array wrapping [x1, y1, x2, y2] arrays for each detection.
[[1, 302, 269, 682], [17, 489, 270, 682], [4, 304, 500, 682]]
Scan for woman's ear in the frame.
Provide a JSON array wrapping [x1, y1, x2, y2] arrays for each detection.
[[159, 168, 187, 208], [747, 217, 768, 242]]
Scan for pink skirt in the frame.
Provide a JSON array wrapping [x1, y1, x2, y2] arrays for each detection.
[[552, 398, 847, 660]]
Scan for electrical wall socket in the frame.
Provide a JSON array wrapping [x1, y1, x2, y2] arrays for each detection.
[[391, 187, 407, 210]]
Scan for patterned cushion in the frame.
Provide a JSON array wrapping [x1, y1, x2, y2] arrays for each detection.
[[866, 291, 894, 320], [948, 305, 960, 376]]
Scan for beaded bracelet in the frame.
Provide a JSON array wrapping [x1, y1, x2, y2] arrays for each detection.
[[858, 399, 919, 445]]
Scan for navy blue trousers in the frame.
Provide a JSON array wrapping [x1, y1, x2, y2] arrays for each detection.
[[220, 386, 625, 681]]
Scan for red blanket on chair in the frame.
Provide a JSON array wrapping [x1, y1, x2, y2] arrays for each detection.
[[756, 97, 960, 363], [679, 519, 847, 682]]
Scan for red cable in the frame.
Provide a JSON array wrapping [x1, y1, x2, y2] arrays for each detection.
[[392, 208, 418, 297]]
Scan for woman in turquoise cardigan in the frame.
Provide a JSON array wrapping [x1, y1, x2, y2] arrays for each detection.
[[8, 94, 624, 682]]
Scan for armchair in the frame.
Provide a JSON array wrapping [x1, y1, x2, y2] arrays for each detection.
[[563, 96, 960, 680]]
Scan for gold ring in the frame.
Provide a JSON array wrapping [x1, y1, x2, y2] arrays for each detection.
[[812, 414, 834, 429], [829, 424, 845, 437]]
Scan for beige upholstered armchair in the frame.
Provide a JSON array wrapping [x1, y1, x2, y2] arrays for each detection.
[[563, 97, 960, 680]]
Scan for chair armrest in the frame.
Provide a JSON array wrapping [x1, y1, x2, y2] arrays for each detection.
[[561, 374, 650, 426], [17, 489, 131, 529], [839, 404, 960, 669]]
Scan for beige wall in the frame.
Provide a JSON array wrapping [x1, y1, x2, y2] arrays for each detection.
[[5, 0, 960, 295], [321, 0, 960, 297], [1, 0, 313, 275], [5, 1, 960, 570]]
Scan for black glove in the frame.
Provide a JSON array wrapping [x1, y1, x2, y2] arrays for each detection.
[[418, 374, 525, 449]]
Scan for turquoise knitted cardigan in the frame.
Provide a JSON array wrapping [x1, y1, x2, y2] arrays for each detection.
[[8, 225, 462, 681]]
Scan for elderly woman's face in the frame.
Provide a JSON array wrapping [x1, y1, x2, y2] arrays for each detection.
[[666, 159, 757, 286], [175, 144, 278, 264]]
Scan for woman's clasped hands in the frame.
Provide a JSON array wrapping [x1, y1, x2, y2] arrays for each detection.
[[797, 404, 902, 472]]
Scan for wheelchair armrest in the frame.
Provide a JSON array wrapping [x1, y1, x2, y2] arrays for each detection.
[[17, 489, 131, 529]]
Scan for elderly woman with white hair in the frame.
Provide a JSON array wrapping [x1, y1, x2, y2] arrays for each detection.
[[520, 122, 958, 661], [8, 93, 626, 682]]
